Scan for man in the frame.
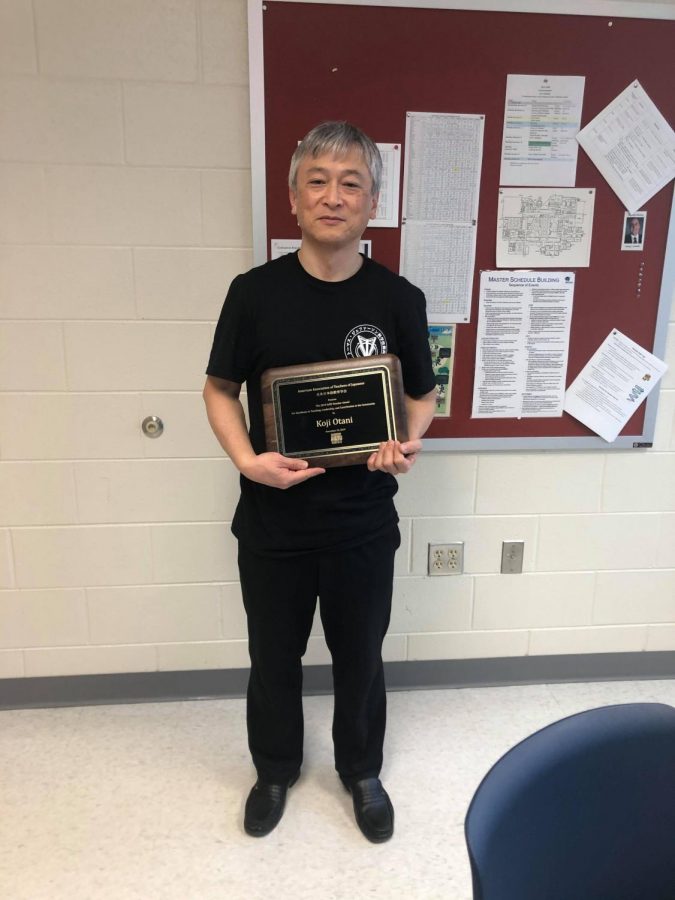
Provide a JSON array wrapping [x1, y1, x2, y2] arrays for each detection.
[[203, 121, 436, 842], [625, 216, 643, 245]]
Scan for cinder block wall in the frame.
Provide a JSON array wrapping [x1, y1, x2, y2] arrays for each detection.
[[1, 0, 674, 683]]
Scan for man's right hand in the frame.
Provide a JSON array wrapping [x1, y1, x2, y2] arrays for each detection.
[[240, 452, 325, 489]]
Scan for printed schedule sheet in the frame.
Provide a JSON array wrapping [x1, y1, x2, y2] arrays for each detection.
[[472, 271, 575, 419], [400, 111, 484, 323]]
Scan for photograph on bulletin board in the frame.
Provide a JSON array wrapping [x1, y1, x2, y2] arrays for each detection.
[[428, 325, 455, 418]]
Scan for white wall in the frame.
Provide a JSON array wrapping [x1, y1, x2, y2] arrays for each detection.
[[0, 0, 673, 681]]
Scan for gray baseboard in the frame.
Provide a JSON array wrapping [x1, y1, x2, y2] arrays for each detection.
[[1, 652, 673, 710]]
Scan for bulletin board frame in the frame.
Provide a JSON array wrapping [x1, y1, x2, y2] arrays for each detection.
[[247, 0, 675, 451]]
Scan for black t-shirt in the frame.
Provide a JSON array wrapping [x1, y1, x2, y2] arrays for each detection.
[[206, 252, 435, 555]]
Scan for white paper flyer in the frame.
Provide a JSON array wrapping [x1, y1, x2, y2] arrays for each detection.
[[563, 329, 668, 442]]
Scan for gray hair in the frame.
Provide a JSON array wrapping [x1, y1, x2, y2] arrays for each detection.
[[288, 121, 382, 197]]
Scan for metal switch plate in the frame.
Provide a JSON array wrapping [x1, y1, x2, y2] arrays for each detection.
[[501, 541, 524, 574], [428, 543, 464, 576]]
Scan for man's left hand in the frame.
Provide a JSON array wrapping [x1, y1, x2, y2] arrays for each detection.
[[366, 439, 422, 475]]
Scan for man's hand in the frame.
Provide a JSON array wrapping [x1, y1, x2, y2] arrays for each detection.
[[366, 439, 422, 475], [241, 452, 325, 489], [368, 388, 435, 475]]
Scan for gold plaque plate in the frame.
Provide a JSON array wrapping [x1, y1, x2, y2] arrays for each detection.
[[261, 354, 408, 468]]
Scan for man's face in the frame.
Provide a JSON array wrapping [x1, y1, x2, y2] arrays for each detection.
[[289, 148, 378, 249], [630, 218, 641, 235]]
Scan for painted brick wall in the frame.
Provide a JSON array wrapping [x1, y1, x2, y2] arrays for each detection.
[[0, 0, 673, 680]]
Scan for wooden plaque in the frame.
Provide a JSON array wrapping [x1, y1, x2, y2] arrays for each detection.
[[260, 354, 408, 468]]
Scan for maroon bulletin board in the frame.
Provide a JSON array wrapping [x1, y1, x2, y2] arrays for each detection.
[[256, 2, 675, 449]]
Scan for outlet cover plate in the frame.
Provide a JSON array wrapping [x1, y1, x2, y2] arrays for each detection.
[[428, 542, 464, 576], [501, 540, 524, 574]]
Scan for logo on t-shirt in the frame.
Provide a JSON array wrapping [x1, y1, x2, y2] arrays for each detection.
[[344, 324, 387, 358]]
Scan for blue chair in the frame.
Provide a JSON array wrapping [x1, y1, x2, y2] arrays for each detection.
[[465, 702, 675, 900]]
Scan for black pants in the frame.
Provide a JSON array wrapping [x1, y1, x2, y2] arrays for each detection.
[[238, 527, 400, 785]]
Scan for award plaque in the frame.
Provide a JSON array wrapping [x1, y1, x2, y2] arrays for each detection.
[[261, 354, 408, 468]]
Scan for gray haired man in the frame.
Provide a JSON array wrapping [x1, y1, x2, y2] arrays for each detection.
[[204, 122, 436, 841]]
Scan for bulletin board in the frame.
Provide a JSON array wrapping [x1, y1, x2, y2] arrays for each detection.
[[247, 0, 675, 450]]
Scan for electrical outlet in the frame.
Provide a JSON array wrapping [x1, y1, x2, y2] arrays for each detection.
[[428, 543, 464, 576]]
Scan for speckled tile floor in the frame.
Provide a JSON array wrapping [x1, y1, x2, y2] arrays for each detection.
[[1, 678, 674, 900]]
